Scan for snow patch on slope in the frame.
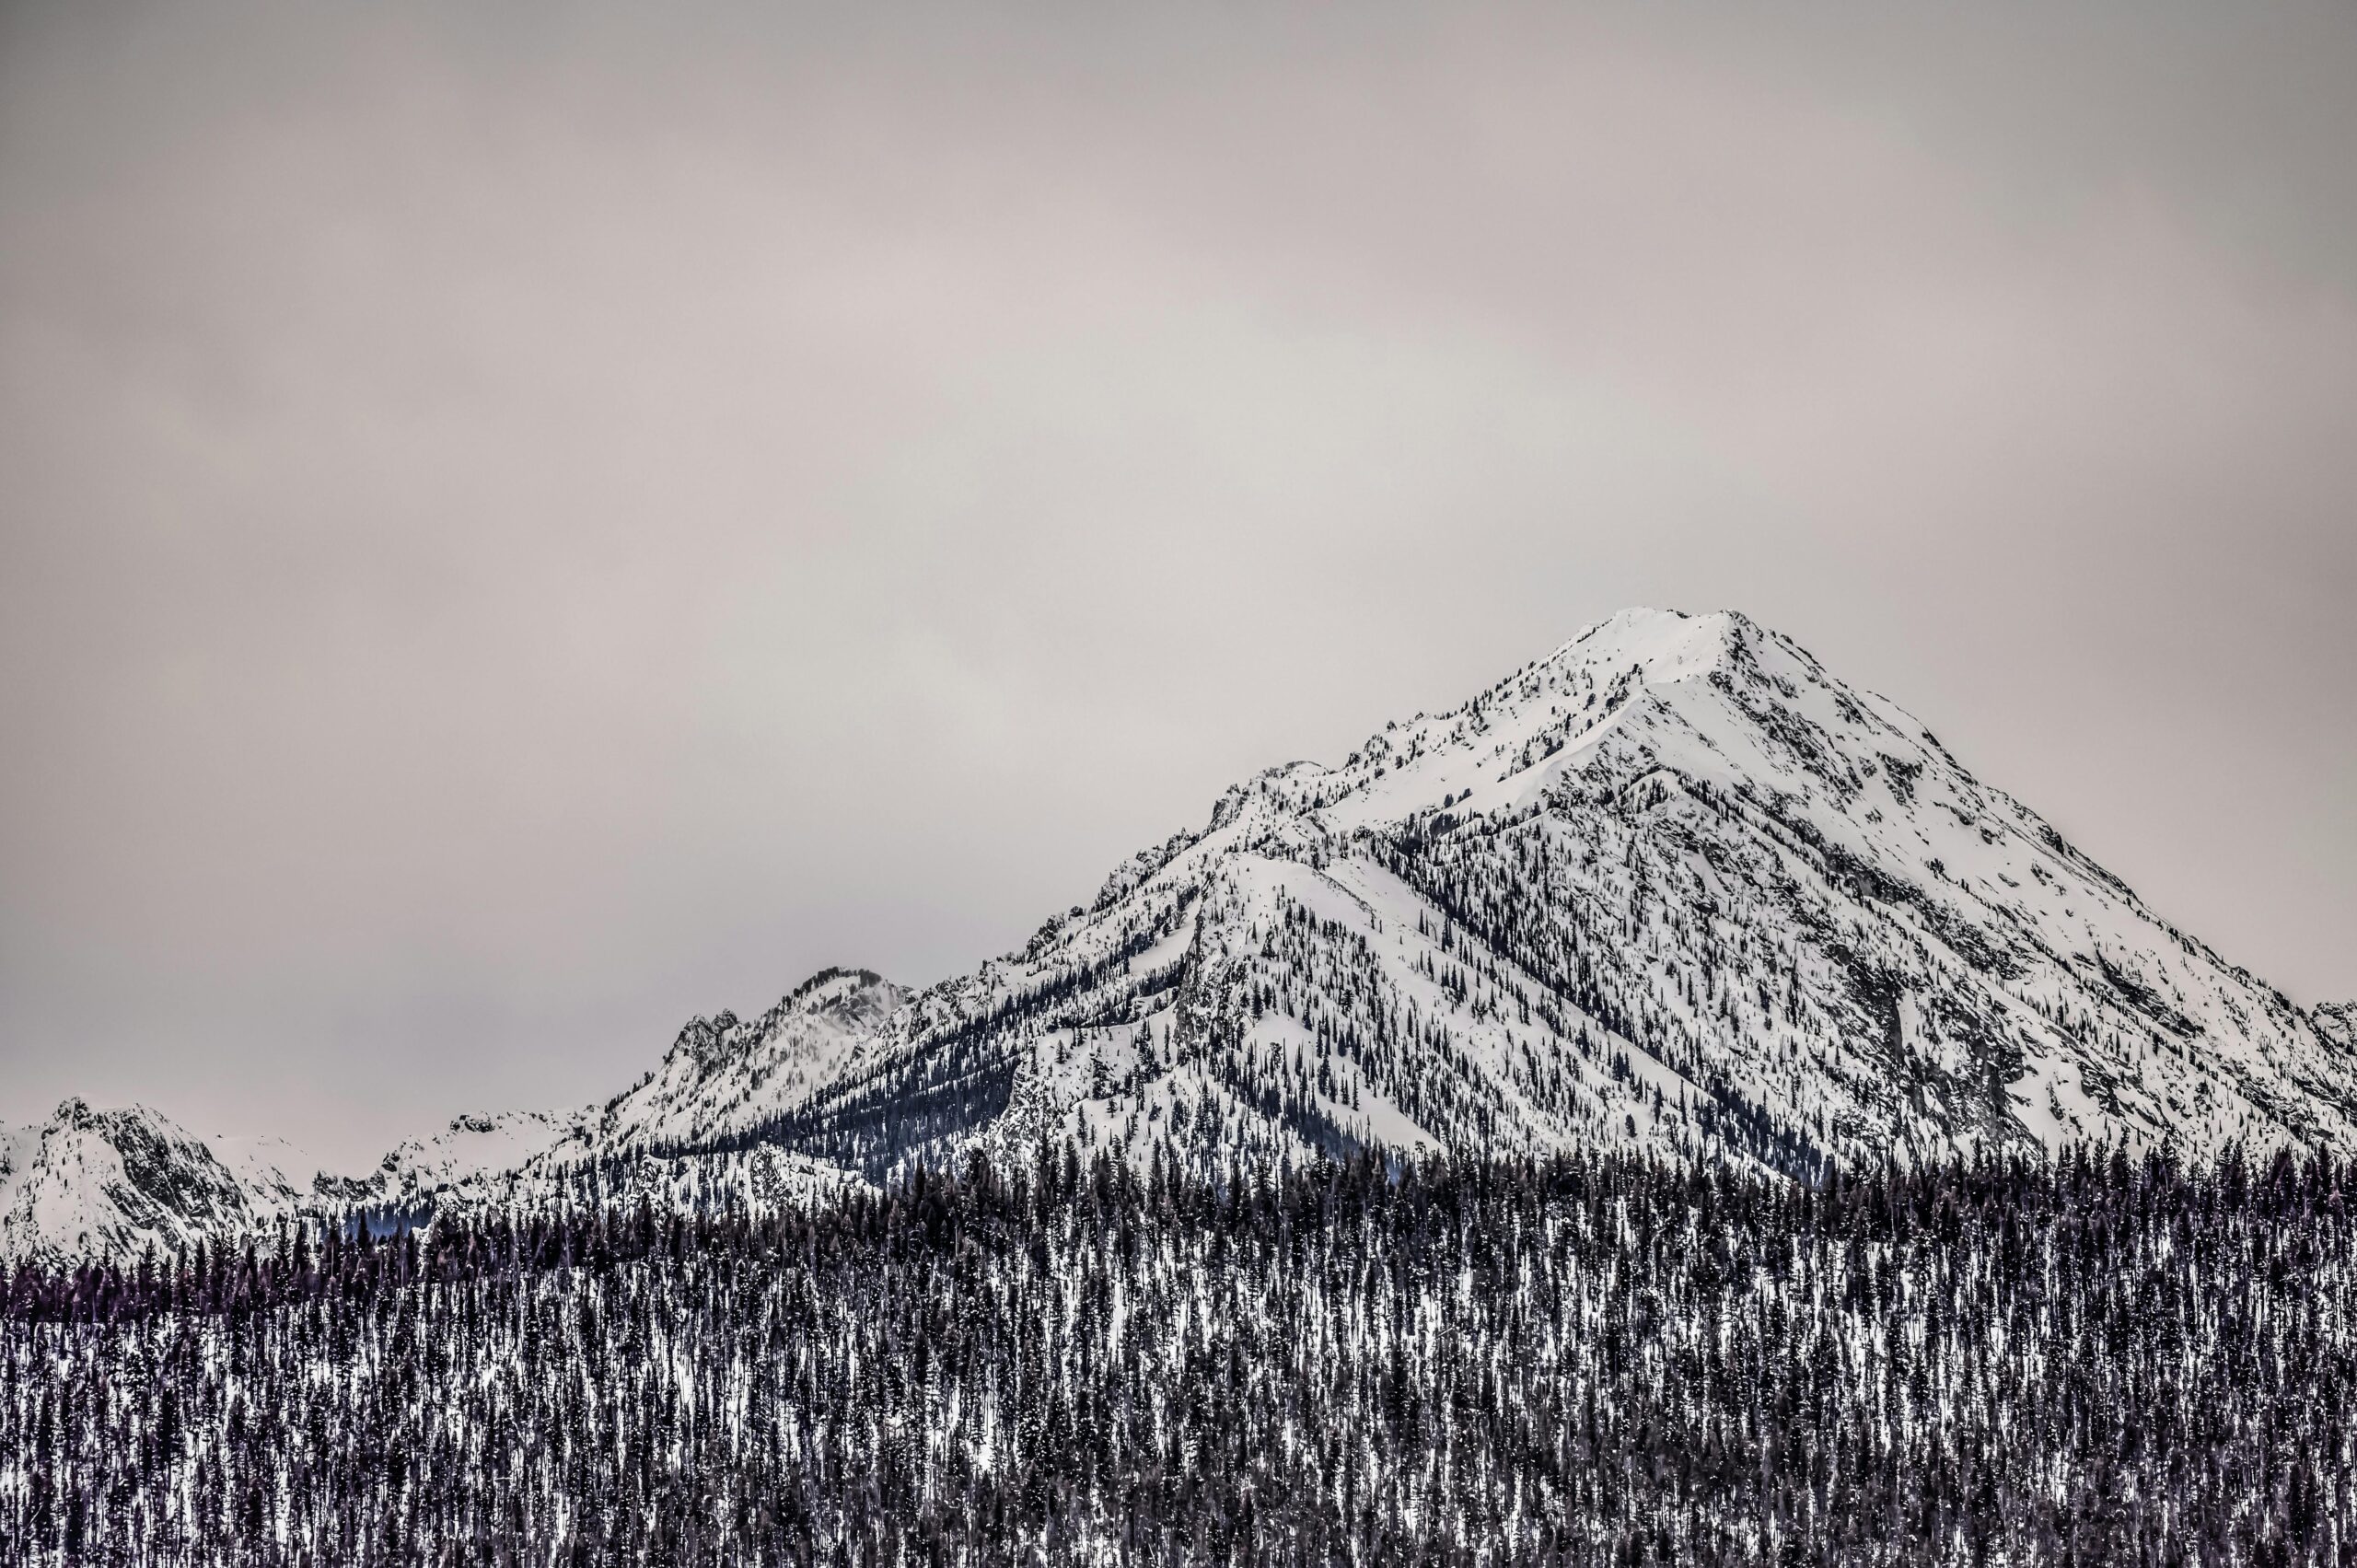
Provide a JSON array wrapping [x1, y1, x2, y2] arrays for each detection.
[[0, 1099, 317, 1265]]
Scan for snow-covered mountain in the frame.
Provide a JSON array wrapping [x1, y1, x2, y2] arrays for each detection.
[[322, 971, 909, 1234], [12, 609, 2354, 1260], [749, 608, 2357, 1179], [581, 967, 908, 1155], [0, 1098, 328, 1266], [357, 1105, 859, 1235], [359, 1107, 589, 1226]]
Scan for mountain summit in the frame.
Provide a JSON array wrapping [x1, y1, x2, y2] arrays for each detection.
[[11, 609, 2353, 1259], [744, 607, 2355, 1180]]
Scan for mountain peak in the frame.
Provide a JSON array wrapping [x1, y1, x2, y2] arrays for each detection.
[[4, 1098, 311, 1265], [590, 970, 909, 1155], [13, 607, 2354, 1261], [784, 966, 897, 1016], [1537, 606, 1765, 684], [757, 606, 2357, 1179]]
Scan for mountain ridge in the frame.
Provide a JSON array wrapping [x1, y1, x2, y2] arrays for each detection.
[[0, 1098, 330, 1266], [739, 606, 2355, 1182], [10, 608, 2352, 1260]]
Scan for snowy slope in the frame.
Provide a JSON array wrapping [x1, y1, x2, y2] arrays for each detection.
[[341, 972, 905, 1227], [758, 609, 2357, 1178], [361, 1108, 591, 1221], [0, 1099, 322, 1265], [581, 967, 908, 1154]]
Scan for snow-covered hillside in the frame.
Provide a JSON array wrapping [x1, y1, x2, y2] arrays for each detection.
[[352, 989, 890, 1228], [581, 967, 908, 1155], [0, 1099, 325, 1266], [761, 609, 2357, 1179], [11, 608, 2353, 1259], [358, 1107, 590, 1226]]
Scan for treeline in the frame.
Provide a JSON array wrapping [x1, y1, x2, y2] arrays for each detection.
[[3, 1144, 2352, 1565]]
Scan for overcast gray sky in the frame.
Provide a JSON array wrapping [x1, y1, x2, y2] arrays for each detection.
[[3, 0, 2352, 1171]]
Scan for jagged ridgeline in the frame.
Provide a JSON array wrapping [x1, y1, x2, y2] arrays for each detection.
[[5, 1148, 2352, 1565]]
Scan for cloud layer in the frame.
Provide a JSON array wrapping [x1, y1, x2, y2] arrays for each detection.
[[3, 1, 2352, 1167]]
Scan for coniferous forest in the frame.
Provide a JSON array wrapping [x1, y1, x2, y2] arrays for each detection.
[[4, 1146, 2352, 1566]]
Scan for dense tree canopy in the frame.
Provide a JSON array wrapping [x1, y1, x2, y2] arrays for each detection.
[[4, 1145, 2351, 1565]]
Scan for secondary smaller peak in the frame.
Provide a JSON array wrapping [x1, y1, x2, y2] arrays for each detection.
[[782, 968, 906, 1023], [788, 966, 890, 1004]]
